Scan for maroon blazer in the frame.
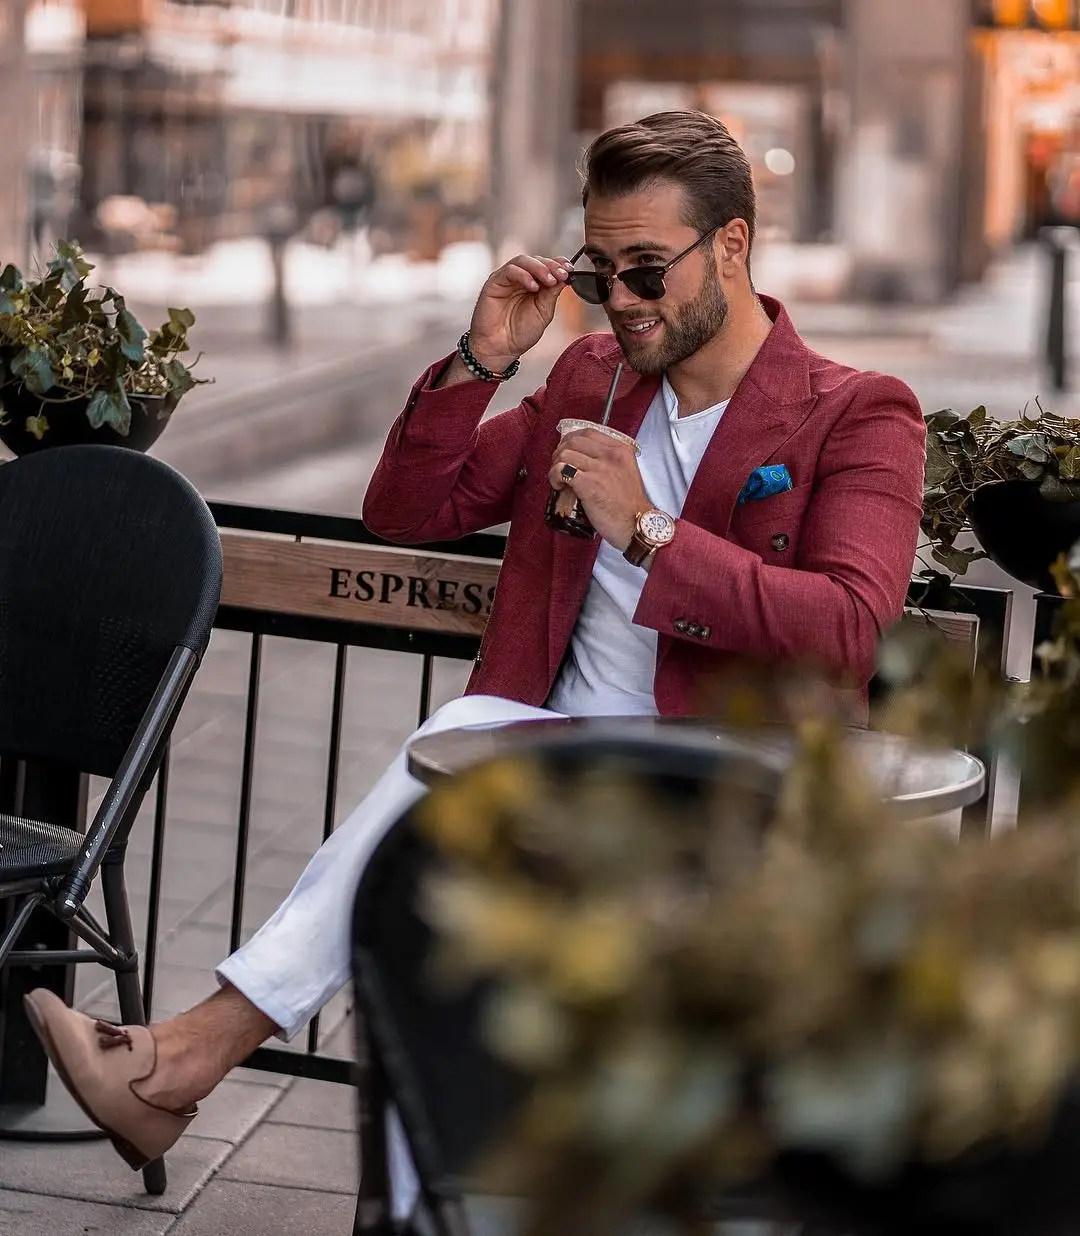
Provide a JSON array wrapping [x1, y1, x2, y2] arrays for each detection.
[[363, 297, 926, 717]]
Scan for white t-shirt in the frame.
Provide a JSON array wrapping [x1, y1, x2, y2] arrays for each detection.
[[547, 377, 730, 716]]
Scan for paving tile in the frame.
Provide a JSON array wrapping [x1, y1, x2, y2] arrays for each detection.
[[125, 963, 219, 1019], [227, 1064, 292, 1090], [268, 1077, 357, 1132], [80, 963, 218, 1024], [187, 883, 291, 936], [167, 1179, 356, 1235], [244, 848, 318, 893], [0, 1133, 229, 1213], [218, 1123, 358, 1194], [154, 921, 234, 972], [188, 1076, 283, 1143], [0, 1188, 174, 1235]]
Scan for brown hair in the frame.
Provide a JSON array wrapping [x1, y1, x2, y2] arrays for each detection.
[[580, 110, 757, 250]]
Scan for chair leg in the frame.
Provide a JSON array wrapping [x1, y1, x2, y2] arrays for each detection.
[[100, 858, 168, 1198]]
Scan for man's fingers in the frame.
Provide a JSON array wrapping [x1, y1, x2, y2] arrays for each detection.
[[553, 429, 632, 460], [499, 254, 567, 292], [548, 448, 594, 488]]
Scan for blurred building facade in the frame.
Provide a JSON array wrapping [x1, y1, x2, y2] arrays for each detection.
[[0, 2, 31, 266], [7, 0, 1080, 303], [502, 0, 1080, 304], [567, 0, 1040, 303], [28, 0, 497, 257]]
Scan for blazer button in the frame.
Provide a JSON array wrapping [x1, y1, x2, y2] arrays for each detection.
[[474, 653, 484, 667], [771, 533, 790, 552], [674, 619, 690, 634], [687, 622, 702, 637], [699, 625, 712, 640], [517, 465, 528, 481]]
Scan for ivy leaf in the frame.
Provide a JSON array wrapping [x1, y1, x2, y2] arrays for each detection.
[[1039, 474, 1080, 503], [925, 409, 961, 433], [163, 358, 195, 396], [1058, 446, 1080, 481], [168, 307, 195, 330], [116, 307, 147, 363], [149, 307, 195, 355], [59, 283, 92, 329], [909, 569, 973, 611], [86, 386, 131, 435], [48, 240, 93, 290], [24, 413, 48, 441], [968, 405, 987, 430], [931, 544, 986, 575], [1007, 433, 1051, 464], [924, 437, 955, 489], [10, 346, 56, 396], [0, 264, 23, 314]]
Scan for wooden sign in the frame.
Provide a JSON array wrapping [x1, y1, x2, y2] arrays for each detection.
[[220, 533, 502, 638]]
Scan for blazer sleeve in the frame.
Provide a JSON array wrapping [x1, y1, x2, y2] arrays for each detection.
[[634, 375, 926, 684], [362, 352, 546, 542]]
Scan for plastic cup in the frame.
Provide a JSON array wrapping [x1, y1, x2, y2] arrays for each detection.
[[544, 419, 641, 539]]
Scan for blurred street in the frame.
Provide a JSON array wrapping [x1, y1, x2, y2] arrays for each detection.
[[132, 238, 1080, 515]]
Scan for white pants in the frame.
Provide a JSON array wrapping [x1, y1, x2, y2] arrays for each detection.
[[216, 694, 559, 1038], [215, 694, 560, 1217]]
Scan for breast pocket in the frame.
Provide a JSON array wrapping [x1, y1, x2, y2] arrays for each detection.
[[728, 482, 814, 563]]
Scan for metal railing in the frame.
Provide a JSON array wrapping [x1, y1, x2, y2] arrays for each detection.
[[0, 499, 1048, 1103], [141, 502, 507, 1085]]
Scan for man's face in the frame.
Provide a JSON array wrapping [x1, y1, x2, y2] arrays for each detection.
[[582, 182, 729, 375]]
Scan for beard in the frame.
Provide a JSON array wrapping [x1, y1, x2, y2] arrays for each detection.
[[608, 256, 729, 375]]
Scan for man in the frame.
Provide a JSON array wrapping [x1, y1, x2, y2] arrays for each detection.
[[24, 112, 925, 1179]]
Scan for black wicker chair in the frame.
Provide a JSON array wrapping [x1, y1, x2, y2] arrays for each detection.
[[0, 444, 222, 1196], [349, 730, 786, 1236]]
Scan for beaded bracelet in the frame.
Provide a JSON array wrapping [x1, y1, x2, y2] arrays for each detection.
[[457, 331, 521, 382]]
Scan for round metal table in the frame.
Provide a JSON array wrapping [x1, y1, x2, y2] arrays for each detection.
[[406, 717, 985, 818]]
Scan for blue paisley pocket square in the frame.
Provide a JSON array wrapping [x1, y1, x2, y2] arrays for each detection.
[[737, 464, 793, 505]]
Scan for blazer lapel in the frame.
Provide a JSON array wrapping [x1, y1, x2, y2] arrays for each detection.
[[679, 298, 819, 534], [547, 361, 660, 679], [657, 300, 820, 679]]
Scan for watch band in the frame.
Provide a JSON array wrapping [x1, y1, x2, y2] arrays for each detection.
[[624, 532, 656, 568], [624, 507, 676, 568]]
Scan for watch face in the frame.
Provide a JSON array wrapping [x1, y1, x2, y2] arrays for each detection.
[[639, 509, 676, 546]]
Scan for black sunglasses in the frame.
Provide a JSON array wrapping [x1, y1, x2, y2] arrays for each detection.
[[567, 225, 721, 305]]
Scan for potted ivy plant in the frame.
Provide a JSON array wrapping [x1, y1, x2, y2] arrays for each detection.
[[922, 405, 1080, 592], [0, 240, 208, 456]]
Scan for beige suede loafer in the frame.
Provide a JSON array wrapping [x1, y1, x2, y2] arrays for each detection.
[[23, 988, 197, 1170]]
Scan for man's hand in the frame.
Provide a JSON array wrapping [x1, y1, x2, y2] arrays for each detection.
[[435, 254, 572, 390], [548, 429, 650, 552]]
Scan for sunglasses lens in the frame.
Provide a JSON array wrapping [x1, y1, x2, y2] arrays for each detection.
[[624, 270, 667, 301], [568, 272, 608, 305]]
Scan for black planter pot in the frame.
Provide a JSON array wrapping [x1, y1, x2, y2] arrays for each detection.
[[969, 480, 1080, 594], [0, 383, 170, 456], [768, 1078, 1080, 1236]]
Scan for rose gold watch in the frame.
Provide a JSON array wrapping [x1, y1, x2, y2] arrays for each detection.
[[623, 508, 677, 568]]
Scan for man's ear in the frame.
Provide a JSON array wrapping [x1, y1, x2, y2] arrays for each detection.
[[716, 219, 751, 276]]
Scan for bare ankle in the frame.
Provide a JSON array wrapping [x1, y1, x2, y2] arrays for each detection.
[[133, 987, 278, 1111]]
